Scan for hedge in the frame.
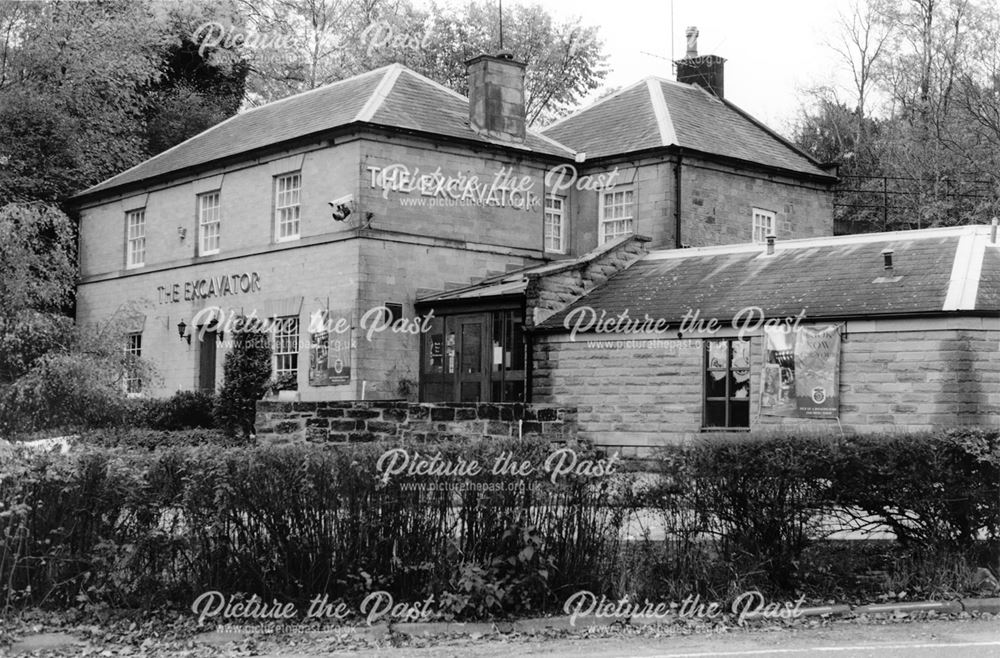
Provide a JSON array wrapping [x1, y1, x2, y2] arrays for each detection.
[[642, 428, 1000, 599], [1, 429, 996, 617], [0, 437, 632, 617]]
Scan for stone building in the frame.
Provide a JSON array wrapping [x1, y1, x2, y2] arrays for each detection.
[[530, 225, 1000, 455], [72, 42, 838, 407]]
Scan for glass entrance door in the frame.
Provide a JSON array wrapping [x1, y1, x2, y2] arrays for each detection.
[[456, 317, 487, 402], [419, 308, 526, 403]]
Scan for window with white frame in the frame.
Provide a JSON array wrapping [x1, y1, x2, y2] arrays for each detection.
[[124, 332, 142, 394], [125, 209, 145, 268], [275, 172, 301, 241], [272, 316, 299, 378], [752, 208, 776, 243], [544, 195, 565, 253], [599, 188, 635, 244], [198, 191, 221, 255]]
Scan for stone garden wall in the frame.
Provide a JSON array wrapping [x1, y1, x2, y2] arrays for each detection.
[[255, 401, 577, 444]]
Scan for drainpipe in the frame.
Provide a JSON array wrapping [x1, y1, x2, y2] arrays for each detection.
[[523, 296, 533, 403], [674, 150, 683, 249]]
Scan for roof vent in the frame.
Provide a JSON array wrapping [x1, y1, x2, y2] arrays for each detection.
[[881, 248, 894, 271], [765, 234, 776, 256]]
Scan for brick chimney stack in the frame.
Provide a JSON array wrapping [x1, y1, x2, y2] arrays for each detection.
[[675, 27, 726, 98], [466, 53, 527, 143]]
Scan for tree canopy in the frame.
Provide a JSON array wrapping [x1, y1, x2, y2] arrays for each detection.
[[794, 0, 1000, 233]]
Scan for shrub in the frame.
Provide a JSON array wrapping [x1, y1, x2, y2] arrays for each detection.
[[213, 331, 271, 438], [134, 390, 216, 430], [0, 437, 633, 617], [77, 427, 235, 450], [828, 428, 1000, 551], [643, 428, 1000, 599], [0, 350, 131, 434]]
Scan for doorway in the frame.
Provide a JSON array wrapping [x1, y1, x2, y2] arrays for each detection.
[[197, 326, 217, 391]]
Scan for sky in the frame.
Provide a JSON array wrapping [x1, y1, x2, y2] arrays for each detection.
[[528, 0, 847, 136]]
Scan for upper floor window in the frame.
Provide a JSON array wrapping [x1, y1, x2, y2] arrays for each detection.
[[198, 191, 221, 255], [275, 172, 301, 241], [124, 332, 142, 394], [544, 195, 565, 253], [752, 208, 776, 243], [125, 209, 145, 268], [599, 188, 634, 244]]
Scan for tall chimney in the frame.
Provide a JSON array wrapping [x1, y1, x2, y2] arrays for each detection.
[[675, 26, 726, 98], [466, 53, 526, 143]]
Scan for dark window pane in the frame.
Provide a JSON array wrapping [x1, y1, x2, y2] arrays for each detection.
[[509, 311, 525, 371], [731, 401, 750, 428], [503, 380, 525, 402], [704, 401, 727, 427], [460, 381, 481, 402], [423, 382, 450, 403], [461, 323, 481, 373], [706, 370, 728, 397]]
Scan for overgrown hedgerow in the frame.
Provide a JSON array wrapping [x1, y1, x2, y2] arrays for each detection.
[[1, 429, 996, 618], [0, 437, 630, 618], [637, 428, 1000, 600]]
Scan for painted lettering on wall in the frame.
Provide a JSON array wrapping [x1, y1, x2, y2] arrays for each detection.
[[366, 164, 540, 212], [157, 272, 261, 304]]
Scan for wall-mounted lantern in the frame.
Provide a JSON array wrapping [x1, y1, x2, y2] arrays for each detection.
[[177, 319, 190, 344]]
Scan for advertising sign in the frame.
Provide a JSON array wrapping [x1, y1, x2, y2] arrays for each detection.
[[309, 309, 352, 386], [760, 325, 841, 418]]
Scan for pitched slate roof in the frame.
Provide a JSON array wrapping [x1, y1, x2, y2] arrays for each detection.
[[537, 225, 1000, 333], [541, 77, 834, 179], [77, 64, 575, 199]]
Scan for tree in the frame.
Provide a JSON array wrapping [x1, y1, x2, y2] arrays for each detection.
[[0, 0, 168, 205], [144, 0, 250, 153], [231, 0, 607, 125], [0, 0, 250, 205], [797, 0, 1000, 233], [214, 330, 272, 438], [0, 202, 76, 384]]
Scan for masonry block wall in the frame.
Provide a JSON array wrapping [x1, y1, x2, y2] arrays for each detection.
[[570, 161, 672, 252], [568, 155, 834, 255], [77, 240, 360, 398], [256, 401, 577, 444], [77, 142, 362, 278], [532, 320, 1000, 457], [359, 139, 557, 252], [681, 159, 833, 247], [525, 235, 649, 329], [354, 236, 542, 400]]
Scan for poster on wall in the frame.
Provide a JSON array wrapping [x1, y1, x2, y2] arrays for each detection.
[[760, 324, 841, 419], [309, 309, 352, 386]]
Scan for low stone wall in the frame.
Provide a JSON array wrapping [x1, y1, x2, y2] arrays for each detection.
[[255, 401, 577, 444]]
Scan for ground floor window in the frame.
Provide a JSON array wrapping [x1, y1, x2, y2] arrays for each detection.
[[703, 338, 750, 428], [273, 316, 300, 379], [124, 332, 142, 394], [420, 308, 526, 403]]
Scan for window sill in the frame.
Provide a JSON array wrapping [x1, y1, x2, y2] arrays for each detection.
[[699, 426, 751, 433], [275, 235, 301, 244]]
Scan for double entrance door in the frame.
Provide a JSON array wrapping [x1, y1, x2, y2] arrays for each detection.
[[419, 309, 526, 403]]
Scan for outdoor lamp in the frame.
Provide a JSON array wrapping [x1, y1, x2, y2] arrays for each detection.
[[177, 319, 190, 344]]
